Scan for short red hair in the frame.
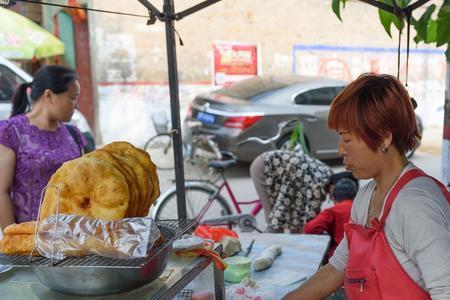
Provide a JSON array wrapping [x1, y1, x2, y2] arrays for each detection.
[[328, 73, 420, 154]]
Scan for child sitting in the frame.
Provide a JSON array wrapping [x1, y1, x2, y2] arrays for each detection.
[[303, 176, 358, 260]]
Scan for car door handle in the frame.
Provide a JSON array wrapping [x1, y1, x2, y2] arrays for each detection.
[[306, 117, 318, 122]]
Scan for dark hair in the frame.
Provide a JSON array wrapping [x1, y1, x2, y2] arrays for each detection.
[[328, 73, 420, 154], [330, 171, 359, 190], [332, 178, 358, 202], [11, 65, 78, 117]]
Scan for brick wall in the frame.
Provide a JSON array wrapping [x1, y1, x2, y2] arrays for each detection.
[[88, 0, 444, 145], [11, 2, 42, 23], [90, 0, 429, 83]]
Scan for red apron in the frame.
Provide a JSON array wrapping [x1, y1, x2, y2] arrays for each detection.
[[344, 169, 450, 300]]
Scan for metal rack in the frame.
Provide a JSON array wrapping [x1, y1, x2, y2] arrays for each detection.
[[0, 219, 196, 268], [175, 289, 193, 300]]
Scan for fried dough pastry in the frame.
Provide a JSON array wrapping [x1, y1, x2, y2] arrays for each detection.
[[40, 156, 130, 221], [3, 221, 36, 235], [0, 233, 35, 255], [111, 153, 149, 217], [0, 230, 86, 257], [137, 148, 161, 213], [103, 141, 160, 215], [85, 149, 139, 219]]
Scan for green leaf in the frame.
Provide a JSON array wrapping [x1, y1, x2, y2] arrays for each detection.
[[397, 0, 409, 8], [436, 6, 450, 47], [378, 0, 404, 38], [438, 4, 450, 18], [288, 125, 299, 151], [412, 20, 422, 44], [332, 0, 347, 22], [426, 20, 438, 43], [332, 0, 342, 21], [288, 123, 309, 153], [413, 4, 436, 44]]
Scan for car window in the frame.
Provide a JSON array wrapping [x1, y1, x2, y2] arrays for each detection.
[[0, 65, 25, 103], [295, 86, 344, 105], [214, 77, 293, 101]]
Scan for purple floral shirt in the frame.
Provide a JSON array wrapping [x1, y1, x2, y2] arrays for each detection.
[[0, 114, 86, 223]]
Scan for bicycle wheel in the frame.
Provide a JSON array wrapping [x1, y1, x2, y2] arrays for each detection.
[[154, 185, 232, 221], [184, 157, 221, 182], [144, 133, 174, 170], [184, 137, 222, 182]]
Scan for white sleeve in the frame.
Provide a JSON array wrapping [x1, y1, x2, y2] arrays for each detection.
[[328, 234, 348, 273], [393, 181, 450, 299]]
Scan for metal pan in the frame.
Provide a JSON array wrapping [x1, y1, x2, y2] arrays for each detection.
[[0, 219, 196, 296], [33, 242, 172, 296], [31, 220, 194, 296]]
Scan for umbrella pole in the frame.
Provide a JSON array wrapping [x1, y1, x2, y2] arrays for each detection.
[[137, 0, 223, 220], [163, 0, 187, 220]]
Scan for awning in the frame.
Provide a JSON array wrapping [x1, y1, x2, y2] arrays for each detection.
[[0, 7, 64, 60]]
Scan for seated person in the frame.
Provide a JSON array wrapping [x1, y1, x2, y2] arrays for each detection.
[[303, 177, 358, 260], [250, 146, 355, 233]]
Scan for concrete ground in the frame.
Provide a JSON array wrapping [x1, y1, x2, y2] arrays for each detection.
[[419, 125, 443, 156], [154, 126, 445, 231]]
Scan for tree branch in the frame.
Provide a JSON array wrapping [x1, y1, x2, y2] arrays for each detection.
[[358, 0, 395, 14], [407, 0, 430, 12], [359, 0, 431, 15], [175, 0, 222, 20]]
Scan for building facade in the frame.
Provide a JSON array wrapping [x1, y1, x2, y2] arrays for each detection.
[[82, 0, 446, 145]]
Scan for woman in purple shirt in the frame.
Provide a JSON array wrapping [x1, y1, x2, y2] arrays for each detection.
[[0, 65, 86, 230]]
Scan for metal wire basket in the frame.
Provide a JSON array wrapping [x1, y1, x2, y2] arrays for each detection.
[[151, 111, 170, 135]]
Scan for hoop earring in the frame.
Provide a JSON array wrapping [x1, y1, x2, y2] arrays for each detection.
[[381, 147, 388, 154]]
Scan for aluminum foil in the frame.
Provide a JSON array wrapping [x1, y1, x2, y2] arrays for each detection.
[[36, 215, 160, 260]]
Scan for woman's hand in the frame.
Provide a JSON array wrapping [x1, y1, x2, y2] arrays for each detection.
[[282, 263, 344, 300], [0, 144, 16, 230]]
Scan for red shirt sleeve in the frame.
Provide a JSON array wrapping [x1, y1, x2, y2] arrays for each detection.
[[303, 209, 335, 234]]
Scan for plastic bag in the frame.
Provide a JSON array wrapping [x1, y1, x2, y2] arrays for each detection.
[[226, 285, 278, 300], [174, 234, 227, 271], [37, 214, 160, 260], [194, 225, 238, 242]]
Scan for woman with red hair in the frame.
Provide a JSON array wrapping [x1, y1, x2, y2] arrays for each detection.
[[283, 73, 450, 299]]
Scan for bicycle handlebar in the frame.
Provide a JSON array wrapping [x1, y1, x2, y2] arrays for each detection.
[[236, 118, 299, 146]]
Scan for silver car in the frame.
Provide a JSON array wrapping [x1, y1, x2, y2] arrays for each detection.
[[184, 76, 422, 162]]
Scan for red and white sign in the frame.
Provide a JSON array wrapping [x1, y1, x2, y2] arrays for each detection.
[[213, 42, 259, 86]]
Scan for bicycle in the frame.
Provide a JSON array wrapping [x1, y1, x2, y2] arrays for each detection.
[[151, 119, 301, 232], [143, 112, 223, 181]]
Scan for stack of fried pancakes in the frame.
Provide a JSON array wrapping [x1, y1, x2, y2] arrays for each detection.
[[0, 221, 37, 256], [0, 141, 160, 256]]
